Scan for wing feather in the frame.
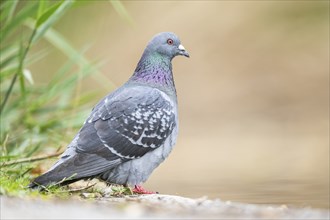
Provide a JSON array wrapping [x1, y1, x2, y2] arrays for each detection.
[[47, 86, 176, 182], [79, 86, 176, 160]]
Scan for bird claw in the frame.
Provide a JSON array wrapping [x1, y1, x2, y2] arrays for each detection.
[[132, 185, 157, 194]]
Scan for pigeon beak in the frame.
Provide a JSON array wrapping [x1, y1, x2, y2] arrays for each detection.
[[178, 44, 190, 58]]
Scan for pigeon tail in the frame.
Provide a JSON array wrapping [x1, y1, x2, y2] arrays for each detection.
[[28, 168, 83, 189]]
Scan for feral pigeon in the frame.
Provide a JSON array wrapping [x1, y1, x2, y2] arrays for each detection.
[[29, 32, 189, 194]]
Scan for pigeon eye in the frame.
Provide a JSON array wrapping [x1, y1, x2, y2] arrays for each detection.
[[167, 39, 173, 45]]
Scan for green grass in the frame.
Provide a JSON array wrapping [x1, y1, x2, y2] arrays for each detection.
[[0, 0, 132, 198], [0, 165, 37, 197], [0, 163, 134, 198], [0, 163, 72, 199]]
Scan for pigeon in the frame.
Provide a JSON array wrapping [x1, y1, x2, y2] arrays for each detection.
[[29, 32, 189, 194]]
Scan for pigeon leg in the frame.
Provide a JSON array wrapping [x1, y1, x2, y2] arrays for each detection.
[[132, 185, 157, 194]]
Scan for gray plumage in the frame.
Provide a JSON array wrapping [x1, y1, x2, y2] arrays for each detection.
[[29, 32, 189, 188]]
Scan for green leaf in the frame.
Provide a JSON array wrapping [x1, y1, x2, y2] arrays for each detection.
[[25, 19, 116, 91], [0, 1, 14, 22], [37, 0, 48, 19], [33, 0, 74, 43], [0, 45, 19, 71], [4, 0, 19, 26], [36, 1, 62, 28], [0, 47, 49, 79], [0, 2, 38, 42]]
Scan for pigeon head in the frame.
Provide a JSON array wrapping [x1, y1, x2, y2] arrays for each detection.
[[131, 32, 188, 90], [146, 32, 189, 60]]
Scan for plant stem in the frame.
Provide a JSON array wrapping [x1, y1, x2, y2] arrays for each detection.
[[1, 151, 63, 167], [0, 74, 18, 114], [0, 26, 37, 114]]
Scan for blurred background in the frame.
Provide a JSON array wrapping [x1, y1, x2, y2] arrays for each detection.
[[1, 1, 329, 209]]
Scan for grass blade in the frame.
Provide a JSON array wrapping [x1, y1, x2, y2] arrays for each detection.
[[4, 0, 19, 26], [32, 0, 74, 43], [37, 0, 48, 18], [25, 19, 116, 91], [1, 2, 38, 42]]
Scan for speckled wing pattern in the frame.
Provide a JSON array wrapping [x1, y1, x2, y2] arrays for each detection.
[[76, 86, 176, 165]]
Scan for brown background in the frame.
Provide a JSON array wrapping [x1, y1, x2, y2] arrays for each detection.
[[30, 1, 329, 208]]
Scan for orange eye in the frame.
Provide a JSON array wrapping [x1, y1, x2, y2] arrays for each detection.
[[167, 39, 173, 45]]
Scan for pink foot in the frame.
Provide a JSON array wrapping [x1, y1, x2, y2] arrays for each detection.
[[132, 185, 157, 194]]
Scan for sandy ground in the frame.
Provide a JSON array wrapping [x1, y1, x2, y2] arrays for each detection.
[[1, 194, 329, 219]]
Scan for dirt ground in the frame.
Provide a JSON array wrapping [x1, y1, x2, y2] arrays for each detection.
[[1, 194, 329, 219]]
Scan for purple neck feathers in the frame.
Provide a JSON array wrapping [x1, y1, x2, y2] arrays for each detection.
[[129, 52, 175, 90]]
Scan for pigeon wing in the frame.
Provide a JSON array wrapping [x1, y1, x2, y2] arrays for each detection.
[[76, 85, 176, 165], [31, 86, 177, 186]]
